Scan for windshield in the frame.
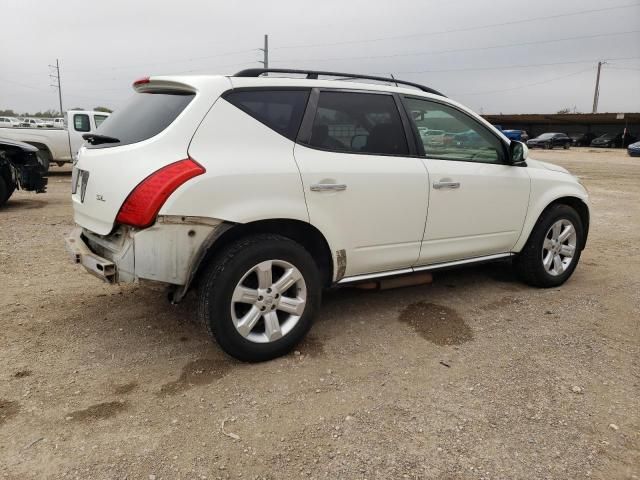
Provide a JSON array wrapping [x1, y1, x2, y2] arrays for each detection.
[[537, 133, 555, 139], [599, 134, 615, 139], [88, 90, 195, 149]]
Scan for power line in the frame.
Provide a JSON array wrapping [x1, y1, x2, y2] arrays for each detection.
[[453, 67, 595, 96], [0, 77, 49, 91], [272, 30, 640, 64], [379, 56, 640, 75], [271, 3, 640, 51], [61, 48, 258, 74], [607, 66, 640, 71]]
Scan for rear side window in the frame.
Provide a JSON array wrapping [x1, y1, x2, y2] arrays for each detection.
[[74, 114, 90, 132], [224, 90, 309, 141], [307, 91, 409, 156], [87, 91, 194, 149]]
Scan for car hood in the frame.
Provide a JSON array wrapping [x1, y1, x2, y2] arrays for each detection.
[[526, 158, 570, 174]]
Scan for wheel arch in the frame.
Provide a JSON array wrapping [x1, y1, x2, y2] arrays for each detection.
[[515, 195, 590, 252], [171, 218, 335, 303]]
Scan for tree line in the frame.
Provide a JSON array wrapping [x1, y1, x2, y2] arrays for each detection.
[[0, 106, 113, 117]]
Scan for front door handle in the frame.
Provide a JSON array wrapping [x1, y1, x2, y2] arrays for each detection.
[[433, 181, 460, 190], [310, 183, 347, 192]]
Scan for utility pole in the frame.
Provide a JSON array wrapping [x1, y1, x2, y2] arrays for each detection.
[[259, 34, 269, 69], [592, 61, 607, 113], [49, 59, 64, 116]]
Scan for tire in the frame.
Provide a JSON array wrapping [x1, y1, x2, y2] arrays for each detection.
[[514, 204, 584, 288], [545, 142, 552, 150], [198, 234, 321, 362], [0, 176, 8, 207], [563, 143, 570, 149]]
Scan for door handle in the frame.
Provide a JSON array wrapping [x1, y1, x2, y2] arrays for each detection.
[[310, 183, 347, 192], [433, 181, 460, 190]]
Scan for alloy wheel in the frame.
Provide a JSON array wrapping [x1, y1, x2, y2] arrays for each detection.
[[230, 259, 307, 343], [541, 219, 577, 276]]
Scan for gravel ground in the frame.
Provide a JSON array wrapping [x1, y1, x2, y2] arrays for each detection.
[[0, 147, 638, 480]]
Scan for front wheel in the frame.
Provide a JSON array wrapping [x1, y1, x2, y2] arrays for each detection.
[[563, 143, 570, 149], [198, 234, 321, 362], [514, 204, 584, 288], [545, 142, 552, 149]]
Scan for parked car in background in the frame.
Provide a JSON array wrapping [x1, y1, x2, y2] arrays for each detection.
[[20, 118, 47, 128], [0, 117, 22, 127], [590, 132, 637, 148], [502, 129, 528, 142], [0, 138, 48, 207], [65, 69, 590, 362], [627, 141, 640, 157], [421, 129, 445, 146], [569, 132, 597, 147], [527, 133, 572, 149], [0, 110, 110, 167], [591, 133, 621, 148], [53, 118, 65, 128]]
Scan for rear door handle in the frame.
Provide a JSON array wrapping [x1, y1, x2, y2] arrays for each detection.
[[310, 183, 347, 192], [433, 181, 460, 190]]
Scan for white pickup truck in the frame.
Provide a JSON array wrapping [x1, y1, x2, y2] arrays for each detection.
[[0, 110, 110, 167]]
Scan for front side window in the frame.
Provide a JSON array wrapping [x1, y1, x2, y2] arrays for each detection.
[[404, 97, 504, 164], [224, 90, 310, 141], [73, 114, 90, 132], [308, 91, 409, 156]]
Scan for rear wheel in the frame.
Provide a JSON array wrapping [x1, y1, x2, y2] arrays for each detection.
[[563, 143, 570, 149], [514, 204, 583, 287], [198, 234, 321, 362]]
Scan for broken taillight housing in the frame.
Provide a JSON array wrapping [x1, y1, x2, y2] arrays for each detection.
[[115, 158, 205, 228]]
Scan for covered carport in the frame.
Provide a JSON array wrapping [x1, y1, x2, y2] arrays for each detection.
[[482, 112, 640, 139]]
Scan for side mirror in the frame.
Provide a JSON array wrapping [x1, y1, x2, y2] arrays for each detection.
[[509, 141, 528, 165]]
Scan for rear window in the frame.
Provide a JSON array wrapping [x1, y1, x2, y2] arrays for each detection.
[[87, 91, 194, 148], [94, 114, 109, 128], [223, 90, 310, 141]]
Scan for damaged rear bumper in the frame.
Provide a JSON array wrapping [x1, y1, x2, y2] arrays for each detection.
[[65, 227, 117, 282], [65, 216, 225, 289]]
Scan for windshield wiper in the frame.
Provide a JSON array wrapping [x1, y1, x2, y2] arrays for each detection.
[[82, 133, 120, 145]]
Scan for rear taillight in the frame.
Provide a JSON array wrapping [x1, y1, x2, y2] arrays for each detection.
[[133, 76, 150, 87], [116, 158, 205, 228]]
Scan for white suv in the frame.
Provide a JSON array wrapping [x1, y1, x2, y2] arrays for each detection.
[[66, 69, 590, 361]]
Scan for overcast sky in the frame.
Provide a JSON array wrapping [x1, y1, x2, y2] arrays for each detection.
[[2, 0, 639, 115]]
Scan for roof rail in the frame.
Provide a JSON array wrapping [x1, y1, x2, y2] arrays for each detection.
[[233, 68, 445, 97]]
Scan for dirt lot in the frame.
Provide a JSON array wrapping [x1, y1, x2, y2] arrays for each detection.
[[0, 147, 638, 479]]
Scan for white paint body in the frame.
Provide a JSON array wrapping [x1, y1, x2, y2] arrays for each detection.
[[0, 111, 109, 163], [69, 74, 589, 287]]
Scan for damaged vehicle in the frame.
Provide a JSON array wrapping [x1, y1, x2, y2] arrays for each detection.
[[0, 138, 48, 208], [65, 69, 590, 362]]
